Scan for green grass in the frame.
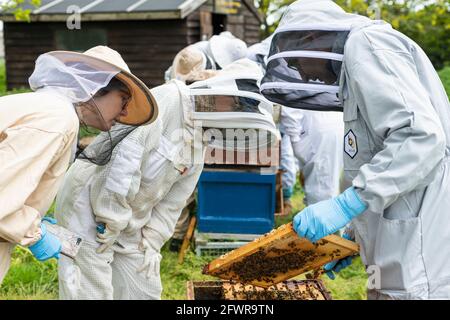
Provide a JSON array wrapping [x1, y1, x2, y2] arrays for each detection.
[[0, 247, 58, 300], [0, 59, 30, 97], [438, 67, 450, 99]]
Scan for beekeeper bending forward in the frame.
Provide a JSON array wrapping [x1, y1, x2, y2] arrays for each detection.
[[0, 46, 156, 285]]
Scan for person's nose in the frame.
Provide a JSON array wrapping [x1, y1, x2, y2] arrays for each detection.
[[120, 106, 128, 117]]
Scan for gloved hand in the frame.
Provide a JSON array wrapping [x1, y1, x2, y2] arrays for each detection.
[[29, 219, 61, 261], [137, 239, 162, 279], [96, 223, 120, 254], [323, 234, 354, 280], [293, 187, 367, 243]]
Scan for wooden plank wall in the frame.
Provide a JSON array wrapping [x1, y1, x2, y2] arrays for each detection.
[[188, 0, 261, 46], [4, 23, 54, 90], [226, 0, 261, 45], [4, 20, 190, 90]]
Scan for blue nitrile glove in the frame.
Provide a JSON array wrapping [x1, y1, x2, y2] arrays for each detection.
[[293, 187, 367, 243], [42, 216, 58, 224], [324, 234, 354, 280], [29, 220, 62, 261]]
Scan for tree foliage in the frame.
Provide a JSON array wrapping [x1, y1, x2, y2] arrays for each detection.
[[1, 0, 41, 22]]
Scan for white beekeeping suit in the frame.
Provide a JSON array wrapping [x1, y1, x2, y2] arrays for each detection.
[[279, 130, 298, 204], [56, 59, 277, 300], [262, 0, 450, 299], [281, 107, 343, 205], [56, 80, 202, 300]]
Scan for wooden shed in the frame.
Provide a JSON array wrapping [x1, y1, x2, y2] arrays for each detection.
[[0, 0, 262, 90]]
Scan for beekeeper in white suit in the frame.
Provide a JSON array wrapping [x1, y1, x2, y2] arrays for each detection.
[[281, 107, 343, 205], [261, 0, 450, 299], [0, 46, 156, 285], [56, 59, 278, 300]]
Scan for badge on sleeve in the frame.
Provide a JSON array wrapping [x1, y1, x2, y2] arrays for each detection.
[[344, 130, 358, 158]]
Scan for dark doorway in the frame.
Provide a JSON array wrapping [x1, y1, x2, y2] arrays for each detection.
[[212, 13, 227, 35]]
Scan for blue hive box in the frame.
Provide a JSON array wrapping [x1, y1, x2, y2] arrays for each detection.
[[197, 170, 276, 235]]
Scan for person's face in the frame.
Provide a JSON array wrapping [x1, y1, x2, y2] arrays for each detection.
[[214, 96, 237, 112], [77, 90, 130, 131], [291, 57, 337, 85]]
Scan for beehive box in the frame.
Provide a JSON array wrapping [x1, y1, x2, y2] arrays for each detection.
[[203, 223, 359, 288], [197, 170, 277, 235], [187, 280, 331, 300]]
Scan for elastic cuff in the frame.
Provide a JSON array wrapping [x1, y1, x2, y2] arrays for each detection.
[[29, 224, 45, 249], [340, 187, 368, 219], [283, 188, 293, 199]]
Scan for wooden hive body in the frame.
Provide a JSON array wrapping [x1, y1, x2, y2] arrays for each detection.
[[187, 280, 332, 300]]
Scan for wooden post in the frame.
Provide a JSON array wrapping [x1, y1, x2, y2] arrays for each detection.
[[178, 215, 197, 264]]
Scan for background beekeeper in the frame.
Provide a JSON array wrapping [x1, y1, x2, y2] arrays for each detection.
[[261, 0, 450, 299], [165, 31, 248, 82], [281, 107, 343, 206], [0, 45, 156, 285], [278, 129, 299, 214], [56, 59, 276, 300]]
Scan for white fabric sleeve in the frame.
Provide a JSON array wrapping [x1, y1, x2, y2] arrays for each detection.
[[346, 31, 447, 213], [280, 107, 305, 143], [89, 139, 145, 232], [141, 165, 203, 252], [0, 127, 70, 245]]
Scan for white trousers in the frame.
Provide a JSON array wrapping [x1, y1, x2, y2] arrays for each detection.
[[58, 241, 162, 300]]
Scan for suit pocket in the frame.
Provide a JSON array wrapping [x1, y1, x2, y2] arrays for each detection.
[[373, 216, 427, 293], [105, 141, 144, 197]]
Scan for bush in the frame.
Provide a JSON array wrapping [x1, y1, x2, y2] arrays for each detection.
[[438, 67, 450, 99]]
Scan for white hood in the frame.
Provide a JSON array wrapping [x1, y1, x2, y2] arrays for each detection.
[[278, 0, 370, 29], [261, 0, 373, 112]]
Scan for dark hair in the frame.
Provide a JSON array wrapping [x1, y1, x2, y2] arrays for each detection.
[[94, 77, 130, 98]]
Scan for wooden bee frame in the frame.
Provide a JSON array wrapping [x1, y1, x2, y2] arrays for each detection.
[[203, 223, 359, 288]]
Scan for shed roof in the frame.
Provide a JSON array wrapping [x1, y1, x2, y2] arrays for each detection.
[[0, 0, 210, 21]]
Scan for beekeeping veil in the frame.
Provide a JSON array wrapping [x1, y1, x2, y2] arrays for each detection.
[[29, 46, 158, 165], [260, 0, 371, 111], [189, 59, 280, 151]]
